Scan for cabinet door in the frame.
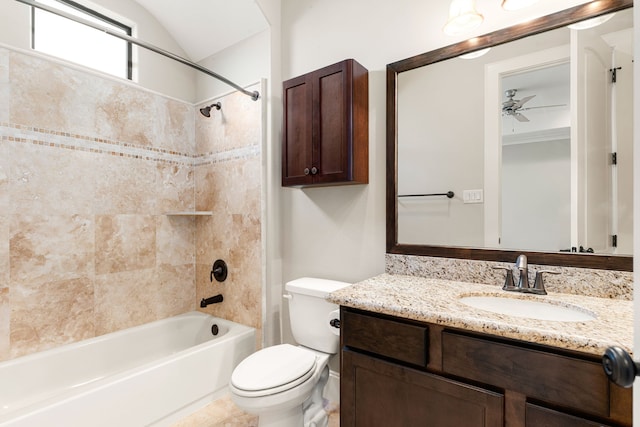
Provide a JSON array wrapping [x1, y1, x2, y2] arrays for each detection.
[[282, 74, 313, 186], [342, 350, 503, 427], [313, 61, 350, 184]]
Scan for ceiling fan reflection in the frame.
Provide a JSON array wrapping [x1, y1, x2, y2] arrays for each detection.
[[501, 88, 565, 122]]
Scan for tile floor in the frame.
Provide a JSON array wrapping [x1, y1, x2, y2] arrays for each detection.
[[172, 395, 339, 427]]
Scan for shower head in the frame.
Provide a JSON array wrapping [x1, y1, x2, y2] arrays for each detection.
[[199, 102, 222, 117]]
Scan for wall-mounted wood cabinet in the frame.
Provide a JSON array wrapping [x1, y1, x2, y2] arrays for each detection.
[[282, 59, 368, 187]]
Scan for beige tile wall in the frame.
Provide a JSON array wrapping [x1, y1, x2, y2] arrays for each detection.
[[0, 45, 264, 361], [194, 86, 264, 348]]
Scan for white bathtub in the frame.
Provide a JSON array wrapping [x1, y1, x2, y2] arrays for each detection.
[[0, 311, 255, 427]]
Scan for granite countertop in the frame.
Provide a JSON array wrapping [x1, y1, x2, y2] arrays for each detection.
[[327, 273, 633, 357]]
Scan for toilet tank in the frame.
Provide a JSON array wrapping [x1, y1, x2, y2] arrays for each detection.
[[285, 277, 351, 354]]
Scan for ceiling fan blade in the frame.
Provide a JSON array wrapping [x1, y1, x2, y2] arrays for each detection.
[[513, 94, 536, 109], [520, 103, 567, 111], [514, 113, 529, 122]]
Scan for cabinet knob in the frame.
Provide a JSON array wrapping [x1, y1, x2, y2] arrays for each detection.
[[304, 168, 310, 175], [602, 346, 639, 388], [311, 167, 318, 175]]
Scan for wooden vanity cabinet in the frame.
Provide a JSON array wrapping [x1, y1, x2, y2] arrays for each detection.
[[342, 350, 504, 427], [282, 59, 368, 187], [340, 307, 632, 427]]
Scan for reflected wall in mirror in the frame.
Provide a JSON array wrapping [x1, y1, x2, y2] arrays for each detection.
[[387, 0, 633, 271]]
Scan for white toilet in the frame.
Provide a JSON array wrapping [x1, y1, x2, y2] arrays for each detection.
[[229, 277, 350, 427]]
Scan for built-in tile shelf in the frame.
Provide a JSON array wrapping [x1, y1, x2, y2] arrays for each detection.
[[164, 211, 213, 216]]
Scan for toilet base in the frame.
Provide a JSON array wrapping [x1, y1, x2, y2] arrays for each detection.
[[257, 405, 303, 427], [303, 366, 329, 427], [255, 367, 330, 427]]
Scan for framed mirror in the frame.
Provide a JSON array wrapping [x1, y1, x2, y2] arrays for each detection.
[[387, 0, 633, 271]]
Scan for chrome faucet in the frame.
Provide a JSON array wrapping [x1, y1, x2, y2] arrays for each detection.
[[493, 254, 560, 295]]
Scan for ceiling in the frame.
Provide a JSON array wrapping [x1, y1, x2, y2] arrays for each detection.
[[129, 1, 629, 68], [132, 0, 269, 63]]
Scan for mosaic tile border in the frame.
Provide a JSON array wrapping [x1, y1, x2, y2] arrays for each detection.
[[0, 122, 260, 166], [193, 145, 261, 167]]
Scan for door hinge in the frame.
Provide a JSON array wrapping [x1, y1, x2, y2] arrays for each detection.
[[612, 235, 618, 248], [612, 152, 617, 165], [610, 67, 622, 83]]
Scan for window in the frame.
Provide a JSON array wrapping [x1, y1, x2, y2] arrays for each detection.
[[32, 0, 132, 80]]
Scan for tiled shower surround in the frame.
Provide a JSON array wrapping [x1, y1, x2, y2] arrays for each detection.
[[0, 46, 263, 361]]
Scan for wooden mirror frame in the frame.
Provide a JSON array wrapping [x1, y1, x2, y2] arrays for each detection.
[[386, 0, 633, 271]]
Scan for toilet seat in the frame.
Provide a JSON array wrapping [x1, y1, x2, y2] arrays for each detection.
[[230, 344, 317, 397]]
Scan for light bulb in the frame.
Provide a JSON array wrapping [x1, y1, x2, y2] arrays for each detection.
[[443, 0, 484, 36], [568, 12, 616, 30], [502, 0, 539, 12], [459, 47, 491, 59]]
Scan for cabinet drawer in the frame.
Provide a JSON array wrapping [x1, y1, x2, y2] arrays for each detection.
[[526, 403, 613, 427], [342, 310, 428, 367], [442, 332, 609, 417]]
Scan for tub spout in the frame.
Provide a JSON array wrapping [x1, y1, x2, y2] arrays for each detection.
[[200, 294, 224, 307]]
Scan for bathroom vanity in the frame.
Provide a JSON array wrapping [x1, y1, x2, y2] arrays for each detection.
[[329, 274, 633, 427]]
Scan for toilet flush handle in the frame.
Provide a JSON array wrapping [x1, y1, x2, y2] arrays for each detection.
[[328, 309, 341, 331], [282, 294, 292, 300]]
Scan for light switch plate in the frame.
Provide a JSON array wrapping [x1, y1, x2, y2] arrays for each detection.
[[463, 189, 484, 204]]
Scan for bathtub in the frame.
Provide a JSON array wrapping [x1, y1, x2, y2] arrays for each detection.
[[0, 311, 255, 427]]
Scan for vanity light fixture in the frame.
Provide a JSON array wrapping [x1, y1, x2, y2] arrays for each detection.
[[459, 47, 491, 59], [501, 0, 539, 11], [567, 12, 616, 30], [443, 0, 484, 36]]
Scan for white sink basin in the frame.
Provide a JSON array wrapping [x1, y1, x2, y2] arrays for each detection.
[[459, 296, 596, 322]]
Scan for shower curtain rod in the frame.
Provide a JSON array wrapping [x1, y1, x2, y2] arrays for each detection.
[[15, 0, 260, 101]]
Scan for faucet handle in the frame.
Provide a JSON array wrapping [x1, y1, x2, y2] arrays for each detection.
[[531, 270, 560, 295], [493, 266, 516, 290]]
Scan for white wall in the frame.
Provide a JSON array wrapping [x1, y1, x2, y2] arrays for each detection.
[[195, 31, 270, 104], [0, 0, 197, 102], [255, 0, 284, 349], [277, 0, 597, 363], [278, 0, 592, 285]]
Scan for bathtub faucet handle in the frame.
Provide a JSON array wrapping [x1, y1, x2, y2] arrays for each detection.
[[210, 259, 228, 282]]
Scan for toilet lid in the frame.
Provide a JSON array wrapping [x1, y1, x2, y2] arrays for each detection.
[[231, 344, 317, 393]]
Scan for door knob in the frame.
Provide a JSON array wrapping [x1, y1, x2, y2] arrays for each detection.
[[311, 166, 318, 175], [602, 346, 639, 388], [304, 168, 310, 175]]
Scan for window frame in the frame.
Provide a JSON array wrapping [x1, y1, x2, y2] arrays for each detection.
[[31, 0, 133, 80]]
